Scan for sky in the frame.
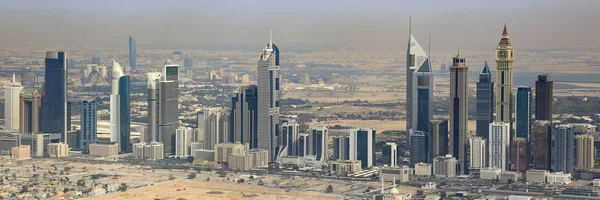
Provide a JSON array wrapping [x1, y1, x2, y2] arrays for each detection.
[[0, 0, 599, 52]]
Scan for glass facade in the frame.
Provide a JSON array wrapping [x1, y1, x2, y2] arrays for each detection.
[[119, 76, 131, 153], [516, 87, 532, 139]]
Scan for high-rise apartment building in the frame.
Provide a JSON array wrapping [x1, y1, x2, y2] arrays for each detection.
[[489, 122, 510, 170], [469, 136, 487, 169], [4, 75, 22, 132], [495, 25, 515, 124], [159, 65, 179, 154], [429, 120, 448, 160], [308, 126, 328, 161], [449, 50, 468, 174], [175, 127, 193, 158], [516, 86, 532, 139], [410, 131, 428, 167], [41, 51, 68, 142], [146, 72, 162, 143], [554, 124, 575, 173], [576, 134, 595, 169], [281, 120, 299, 156], [202, 107, 229, 150], [350, 128, 376, 168], [535, 75, 553, 120], [19, 89, 41, 133], [80, 100, 97, 151], [333, 136, 350, 160], [532, 120, 552, 170], [476, 62, 494, 139], [510, 138, 528, 173], [129, 36, 136, 69], [257, 31, 281, 161], [230, 85, 258, 147], [406, 19, 434, 135], [433, 155, 457, 178]]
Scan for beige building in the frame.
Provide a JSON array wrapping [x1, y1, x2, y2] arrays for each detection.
[[228, 153, 253, 170], [11, 145, 30, 160], [48, 142, 68, 157], [247, 149, 269, 168], [328, 160, 361, 176], [547, 172, 571, 184], [379, 166, 410, 183], [433, 155, 457, 178], [133, 142, 164, 160], [89, 143, 119, 157], [480, 168, 502, 180], [414, 162, 432, 176], [499, 171, 521, 182], [214, 142, 249, 163], [526, 169, 549, 183], [576, 134, 595, 169], [193, 149, 215, 161]]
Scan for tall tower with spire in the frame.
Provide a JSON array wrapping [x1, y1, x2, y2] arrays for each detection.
[[406, 17, 433, 136], [476, 61, 494, 140], [495, 24, 514, 125], [449, 48, 469, 174], [257, 30, 281, 161]]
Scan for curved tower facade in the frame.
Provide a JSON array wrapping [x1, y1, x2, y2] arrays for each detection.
[[110, 60, 123, 143]]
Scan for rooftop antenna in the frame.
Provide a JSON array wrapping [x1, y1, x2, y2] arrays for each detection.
[[428, 33, 431, 55], [269, 29, 273, 48], [409, 16, 412, 36], [12, 73, 15, 83], [457, 45, 460, 57]]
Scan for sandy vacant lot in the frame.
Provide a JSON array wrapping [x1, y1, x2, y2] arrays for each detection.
[[91, 180, 343, 200], [309, 119, 477, 133]]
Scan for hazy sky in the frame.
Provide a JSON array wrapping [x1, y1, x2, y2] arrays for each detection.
[[1, 0, 599, 52]]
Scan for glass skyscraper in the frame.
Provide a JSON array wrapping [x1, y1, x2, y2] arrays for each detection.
[[449, 51, 468, 174], [119, 76, 131, 153], [80, 100, 97, 151], [553, 124, 575, 173], [129, 36, 137, 69], [406, 18, 434, 136], [410, 131, 429, 167], [230, 85, 258, 147], [535, 75, 553, 120], [515, 86, 532, 139], [159, 65, 179, 155], [41, 51, 68, 142], [257, 31, 281, 161], [476, 62, 494, 140]]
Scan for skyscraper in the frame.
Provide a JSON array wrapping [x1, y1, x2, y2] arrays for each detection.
[[159, 65, 179, 154], [469, 137, 486, 170], [553, 124, 574, 173], [202, 107, 228, 150], [257, 31, 280, 161], [350, 128, 376, 168], [406, 18, 434, 135], [532, 120, 552, 170], [429, 120, 449, 160], [128, 36, 136, 69], [110, 60, 131, 153], [515, 86, 532, 139], [230, 85, 258, 147], [307, 126, 328, 161], [333, 136, 350, 160], [146, 72, 162, 143], [19, 89, 41, 133], [410, 131, 428, 167], [576, 134, 594, 169], [281, 120, 299, 156], [510, 138, 528, 173], [175, 127, 193, 158], [41, 51, 68, 142], [80, 100, 97, 151], [489, 122, 510, 170], [383, 142, 398, 167], [495, 25, 515, 124], [535, 75, 553, 120], [476, 62, 494, 140], [4, 74, 22, 132], [110, 60, 123, 143], [449, 50, 468, 174]]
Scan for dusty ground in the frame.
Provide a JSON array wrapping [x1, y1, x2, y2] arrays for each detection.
[[309, 119, 477, 133], [284, 91, 402, 103], [90, 180, 343, 200]]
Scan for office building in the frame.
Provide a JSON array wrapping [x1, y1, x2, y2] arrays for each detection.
[[449, 50, 469, 174], [535, 75, 553, 120], [159, 65, 179, 155], [510, 138, 528, 173], [230, 85, 258, 147], [228, 153, 253, 170], [429, 120, 448, 160], [469, 136, 487, 169], [146, 72, 161, 143], [89, 142, 119, 157], [18, 133, 52, 157], [383, 142, 398, 167], [516, 86, 532, 139], [532, 120, 552, 170], [202, 107, 229, 150], [553, 124, 574, 173], [193, 149, 214, 161], [328, 160, 362, 176], [547, 172, 571, 185], [489, 122, 510, 170], [576, 134, 594, 169], [41, 51, 68, 142], [526, 169, 549, 183], [214, 142, 249, 164], [480, 168, 502, 180], [415, 162, 432, 176], [128, 36, 136, 69], [406, 18, 434, 135], [132, 142, 164, 160], [175, 127, 193, 158], [410, 131, 428, 167], [281, 120, 300, 156], [379, 166, 410, 183], [48, 142, 68, 157], [333, 136, 350, 160], [297, 133, 308, 156], [111, 60, 131, 153], [4, 74, 22, 132], [11, 145, 31, 160], [80, 100, 97, 151], [433, 155, 457, 178], [476, 62, 494, 139], [350, 128, 376, 168], [257, 31, 281, 161], [495, 24, 515, 124], [19, 89, 42, 133], [308, 126, 328, 161]]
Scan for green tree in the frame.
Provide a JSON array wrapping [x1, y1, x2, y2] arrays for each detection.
[[326, 185, 334, 193]]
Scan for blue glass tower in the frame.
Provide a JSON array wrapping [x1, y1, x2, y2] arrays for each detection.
[[476, 62, 494, 140], [129, 36, 137, 69], [80, 100, 97, 151], [119, 76, 131, 153], [41, 51, 68, 142], [516, 86, 532, 139], [230, 85, 258, 147]]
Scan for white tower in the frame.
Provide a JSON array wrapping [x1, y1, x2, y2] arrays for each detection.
[[489, 122, 510, 170], [110, 60, 123, 142], [4, 74, 22, 132]]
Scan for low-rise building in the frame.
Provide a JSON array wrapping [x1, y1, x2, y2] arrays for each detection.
[[414, 162, 432, 176], [47, 142, 68, 157], [592, 179, 600, 187], [247, 149, 269, 168], [132, 142, 164, 160], [499, 171, 521, 182], [433, 155, 457, 178], [547, 172, 571, 184], [379, 166, 410, 183], [526, 169, 549, 183], [280, 155, 325, 169], [228, 153, 253, 170], [328, 160, 361, 176], [193, 149, 215, 161], [214, 142, 249, 164], [11, 145, 30, 160], [508, 196, 532, 200], [480, 168, 502, 180], [89, 142, 119, 157]]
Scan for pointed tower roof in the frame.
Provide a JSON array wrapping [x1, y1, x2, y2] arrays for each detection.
[[502, 23, 508, 35], [481, 61, 490, 74], [499, 24, 511, 45], [112, 59, 123, 78]]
